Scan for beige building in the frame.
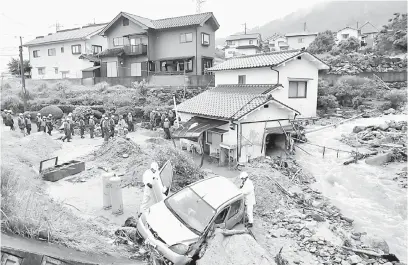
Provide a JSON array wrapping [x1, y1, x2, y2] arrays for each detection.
[[224, 33, 262, 58], [285, 32, 318, 50]]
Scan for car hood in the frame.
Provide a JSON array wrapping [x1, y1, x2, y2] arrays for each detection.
[[146, 201, 199, 246]]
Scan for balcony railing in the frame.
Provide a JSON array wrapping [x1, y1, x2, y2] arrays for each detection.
[[124, 44, 147, 56]]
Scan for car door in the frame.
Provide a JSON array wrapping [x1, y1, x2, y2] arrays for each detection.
[[152, 160, 173, 202], [213, 206, 230, 229], [225, 198, 245, 229]]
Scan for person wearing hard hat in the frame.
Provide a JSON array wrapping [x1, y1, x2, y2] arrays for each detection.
[[46, 114, 53, 135], [5, 110, 14, 130], [17, 113, 26, 136], [140, 162, 160, 214], [1, 110, 6, 124], [163, 118, 171, 139], [149, 110, 155, 130], [100, 114, 106, 139], [25, 113, 32, 135], [36, 113, 42, 132], [78, 116, 85, 139], [127, 112, 134, 132], [239, 172, 256, 228], [109, 115, 115, 138], [102, 116, 110, 142], [88, 115, 95, 139], [61, 118, 72, 142], [68, 113, 74, 136], [40, 116, 47, 133]]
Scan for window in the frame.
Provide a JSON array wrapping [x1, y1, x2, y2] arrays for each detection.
[[289, 81, 307, 98], [33, 50, 40, 58], [54, 67, 58, 74], [61, 47, 64, 53], [113, 37, 125, 46], [107, 61, 118, 77], [180, 33, 193, 43], [61, 71, 69, 78], [342, 34, 349, 39], [160, 59, 193, 73], [249, 40, 253, 44], [71, 44, 81, 54], [38, 67, 45, 75], [298, 38, 304, 43], [206, 131, 213, 144], [227, 200, 242, 219], [92, 45, 102, 54], [201, 33, 210, 46], [238, 75, 246, 84], [149, 61, 156, 72], [226, 40, 232, 45], [202, 58, 213, 75], [214, 207, 229, 224], [123, 17, 129, 26], [48, 48, 56, 56]]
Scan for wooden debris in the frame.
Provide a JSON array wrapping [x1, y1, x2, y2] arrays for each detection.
[[221, 229, 249, 237], [275, 247, 289, 265], [343, 151, 378, 165], [342, 246, 381, 257]]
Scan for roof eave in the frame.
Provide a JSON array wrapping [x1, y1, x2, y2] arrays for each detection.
[[99, 12, 151, 36], [23, 37, 86, 47], [199, 13, 220, 31]]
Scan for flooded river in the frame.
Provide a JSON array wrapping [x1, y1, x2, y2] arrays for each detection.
[[296, 114, 407, 262]]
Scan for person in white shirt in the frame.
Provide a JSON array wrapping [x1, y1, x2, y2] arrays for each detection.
[[140, 162, 159, 214], [239, 171, 256, 228]]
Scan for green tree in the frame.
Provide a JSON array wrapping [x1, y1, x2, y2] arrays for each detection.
[[7, 58, 31, 76], [308, 30, 336, 54], [337, 37, 361, 54], [375, 13, 407, 54]]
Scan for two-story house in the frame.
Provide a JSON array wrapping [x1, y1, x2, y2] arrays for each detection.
[[224, 33, 262, 58], [285, 32, 318, 50], [358, 22, 379, 48], [265, 34, 289, 52], [335, 26, 360, 44], [24, 24, 107, 79], [172, 50, 329, 164], [96, 12, 219, 79]]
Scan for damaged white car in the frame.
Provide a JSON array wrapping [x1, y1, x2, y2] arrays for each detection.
[[137, 164, 245, 265]]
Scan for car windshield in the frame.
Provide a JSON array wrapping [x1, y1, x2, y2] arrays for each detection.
[[165, 187, 216, 235]]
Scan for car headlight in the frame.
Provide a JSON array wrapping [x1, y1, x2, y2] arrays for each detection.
[[169, 243, 190, 255]]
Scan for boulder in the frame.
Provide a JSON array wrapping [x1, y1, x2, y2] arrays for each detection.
[[378, 123, 390, 131], [360, 234, 389, 254], [365, 152, 393, 166], [353, 126, 366, 133], [348, 255, 362, 264]]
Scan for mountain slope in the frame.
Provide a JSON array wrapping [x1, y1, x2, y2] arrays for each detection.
[[216, 1, 407, 45]]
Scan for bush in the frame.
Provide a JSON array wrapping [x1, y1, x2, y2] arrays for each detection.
[[384, 90, 408, 109], [39, 105, 63, 119], [34, 82, 48, 92], [51, 81, 71, 91], [153, 146, 204, 192], [352, 96, 364, 109], [94, 82, 109, 92], [1, 95, 24, 113], [360, 80, 381, 98], [2, 82, 11, 89], [327, 81, 361, 106], [317, 95, 339, 112]]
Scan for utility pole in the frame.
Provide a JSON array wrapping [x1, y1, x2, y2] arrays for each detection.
[[243, 23, 247, 34], [19, 36, 27, 111], [304, 22, 307, 31]]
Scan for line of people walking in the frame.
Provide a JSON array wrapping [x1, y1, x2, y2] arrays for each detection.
[[2, 110, 55, 136]]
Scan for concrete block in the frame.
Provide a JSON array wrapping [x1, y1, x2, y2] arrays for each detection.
[[42, 160, 85, 182], [365, 152, 393, 166]]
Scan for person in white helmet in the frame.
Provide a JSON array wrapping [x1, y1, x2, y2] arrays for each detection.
[[140, 162, 160, 214], [36, 113, 42, 132], [17, 113, 26, 136], [239, 171, 256, 228]]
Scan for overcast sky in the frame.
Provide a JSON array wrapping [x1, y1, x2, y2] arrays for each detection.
[[0, 0, 325, 73]]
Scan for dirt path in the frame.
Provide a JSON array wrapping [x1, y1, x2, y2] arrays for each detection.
[[296, 114, 408, 262]]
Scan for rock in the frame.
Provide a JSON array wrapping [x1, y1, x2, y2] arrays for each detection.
[[341, 261, 351, 265], [348, 254, 362, 264], [365, 152, 393, 166], [309, 246, 317, 253], [384, 108, 396, 115], [122, 153, 129, 158], [289, 185, 303, 196], [353, 126, 366, 133], [360, 235, 390, 254], [309, 213, 325, 222], [320, 251, 329, 257], [378, 123, 390, 131]]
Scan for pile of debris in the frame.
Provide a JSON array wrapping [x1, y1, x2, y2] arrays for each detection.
[[92, 137, 142, 165], [393, 167, 408, 189], [197, 229, 276, 265], [342, 120, 407, 155]]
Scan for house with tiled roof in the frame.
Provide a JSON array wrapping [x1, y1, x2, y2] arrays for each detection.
[[172, 50, 329, 163], [24, 24, 108, 79], [264, 34, 289, 52], [224, 33, 262, 58], [285, 31, 318, 50], [96, 11, 219, 80]]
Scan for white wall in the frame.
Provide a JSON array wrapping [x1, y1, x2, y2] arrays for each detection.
[[225, 38, 260, 58], [336, 28, 360, 43], [286, 35, 316, 50], [29, 35, 107, 79], [214, 56, 319, 118]]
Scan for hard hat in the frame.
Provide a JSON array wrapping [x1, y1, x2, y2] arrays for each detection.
[[151, 162, 159, 171], [111, 115, 114, 118], [239, 172, 249, 179], [49, 114, 52, 117], [90, 115, 94, 118], [104, 116, 108, 119], [165, 118, 169, 121], [37, 113, 41, 116], [68, 113, 72, 116], [19, 113, 23, 116], [42, 116, 46, 119], [128, 112, 131, 115]]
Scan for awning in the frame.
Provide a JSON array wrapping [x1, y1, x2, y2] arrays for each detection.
[[172, 116, 228, 139], [157, 56, 194, 61], [265, 125, 294, 134], [81, 66, 101, 72]]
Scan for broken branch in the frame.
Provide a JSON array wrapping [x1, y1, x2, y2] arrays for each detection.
[[342, 246, 381, 257]]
